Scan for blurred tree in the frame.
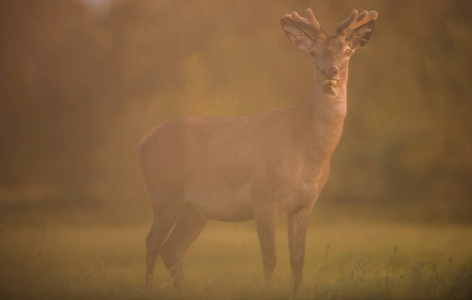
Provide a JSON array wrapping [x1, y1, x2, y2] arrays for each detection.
[[0, 0, 471, 221]]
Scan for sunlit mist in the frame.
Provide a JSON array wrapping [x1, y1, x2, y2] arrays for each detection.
[[0, 0, 471, 299]]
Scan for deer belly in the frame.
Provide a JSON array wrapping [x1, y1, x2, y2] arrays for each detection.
[[184, 183, 254, 222]]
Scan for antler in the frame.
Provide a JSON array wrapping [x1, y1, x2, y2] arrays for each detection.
[[336, 10, 378, 36], [282, 8, 325, 38]]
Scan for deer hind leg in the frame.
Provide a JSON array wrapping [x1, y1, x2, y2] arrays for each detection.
[[146, 203, 180, 289], [160, 204, 207, 290]]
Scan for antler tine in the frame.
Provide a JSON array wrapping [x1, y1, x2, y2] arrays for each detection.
[[284, 8, 325, 38], [306, 8, 321, 32], [336, 10, 359, 35], [355, 10, 369, 24], [351, 11, 378, 29], [337, 9, 378, 36]]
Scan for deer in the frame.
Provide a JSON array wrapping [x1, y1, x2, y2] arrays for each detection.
[[140, 8, 378, 293]]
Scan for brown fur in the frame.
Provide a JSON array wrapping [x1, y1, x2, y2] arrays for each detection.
[[141, 8, 377, 293]]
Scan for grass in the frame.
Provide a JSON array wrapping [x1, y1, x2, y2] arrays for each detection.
[[0, 207, 471, 299]]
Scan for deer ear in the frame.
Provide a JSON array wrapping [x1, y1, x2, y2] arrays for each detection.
[[281, 18, 315, 52], [347, 20, 375, 49]]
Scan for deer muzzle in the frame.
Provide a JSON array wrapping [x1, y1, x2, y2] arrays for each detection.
[[320, 65, 340, 87], [321, 79, 338, 87]]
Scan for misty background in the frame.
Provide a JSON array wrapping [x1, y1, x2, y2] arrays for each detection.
[[1, 0, 471, 223]]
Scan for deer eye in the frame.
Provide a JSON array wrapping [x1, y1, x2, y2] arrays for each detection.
[[345, 49, 353, 56]]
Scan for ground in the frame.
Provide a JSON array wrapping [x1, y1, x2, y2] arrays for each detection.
[[0, 206, 471, 299]]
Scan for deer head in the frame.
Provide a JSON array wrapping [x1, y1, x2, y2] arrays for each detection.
[[281, 9, 378, 93]]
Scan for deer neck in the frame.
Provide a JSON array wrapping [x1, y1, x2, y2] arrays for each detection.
[[295, 75, 348, 164]]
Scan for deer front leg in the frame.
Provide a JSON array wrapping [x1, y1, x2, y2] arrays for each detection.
[[254, 205, 277, 287], [288, 206, 312, 293]]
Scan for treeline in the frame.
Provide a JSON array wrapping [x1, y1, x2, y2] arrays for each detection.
[[0, 0, 471, 221]]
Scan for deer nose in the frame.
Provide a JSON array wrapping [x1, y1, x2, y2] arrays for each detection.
[[321, 66, 339, 78]]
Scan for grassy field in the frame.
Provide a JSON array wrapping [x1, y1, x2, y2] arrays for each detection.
[[0, 207, 471, 300]]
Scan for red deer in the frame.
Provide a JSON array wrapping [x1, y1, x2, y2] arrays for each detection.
[[140, 8, 378, 293]]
